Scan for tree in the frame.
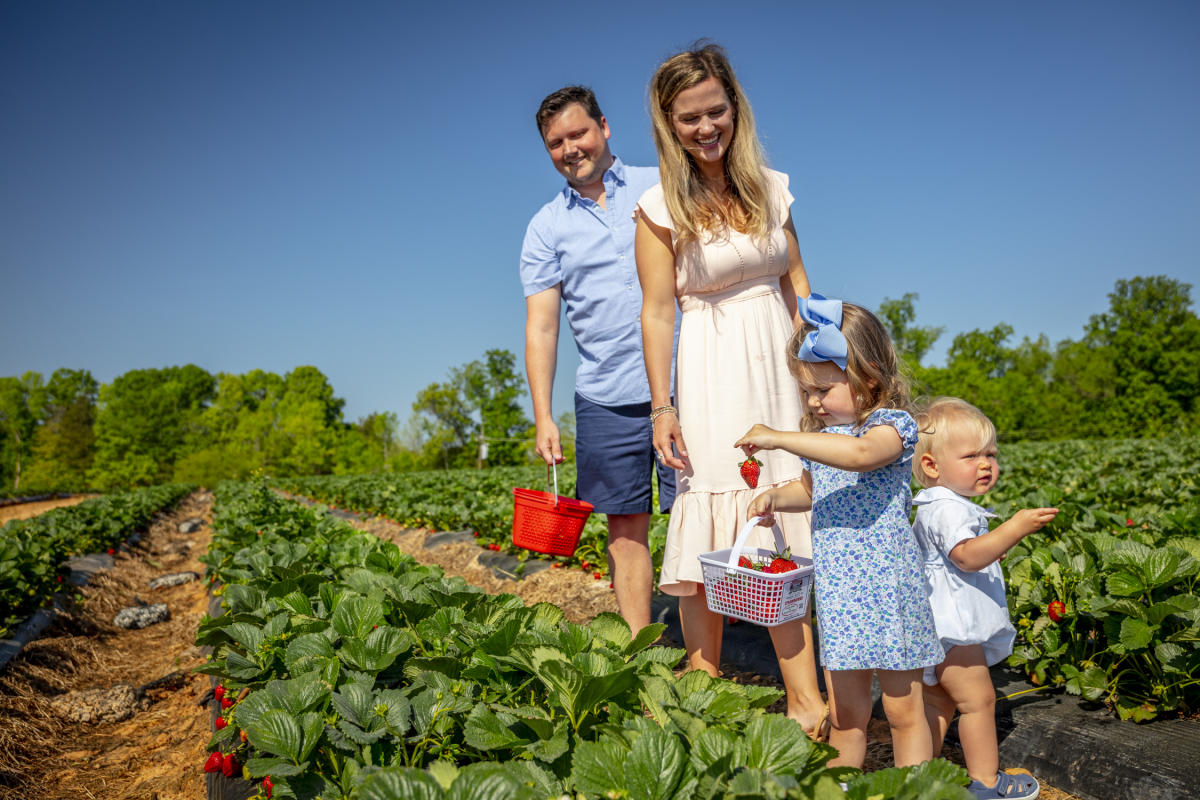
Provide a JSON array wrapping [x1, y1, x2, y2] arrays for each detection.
[[410, 349, 532, 469], [89, 365, 216, 488], [878, 293, 943, 368], [23, 369, 98, 488], [0, 372, 46, 492]]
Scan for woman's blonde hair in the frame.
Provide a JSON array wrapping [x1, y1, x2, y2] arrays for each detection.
[[911, 397, 997, 488], [786, 302, 910, 431], [648, 41, 773, 244]]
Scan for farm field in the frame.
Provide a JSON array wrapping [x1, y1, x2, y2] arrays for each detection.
[[0, 495, 97, 525], [0, 488, 1090, 799]]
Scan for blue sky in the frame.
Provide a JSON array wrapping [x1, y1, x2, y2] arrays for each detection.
[[2, 1, 1197, 427]]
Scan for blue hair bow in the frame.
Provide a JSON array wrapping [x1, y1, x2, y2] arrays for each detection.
[[796, 293, 848, 371]]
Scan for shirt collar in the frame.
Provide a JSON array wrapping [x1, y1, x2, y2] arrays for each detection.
[[562, 155, 625, 207], [912, 485, 997, 517]]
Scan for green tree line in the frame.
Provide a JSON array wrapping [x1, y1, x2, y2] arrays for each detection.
[[2, 276, 1194, 491], [884, 275, 1200, 439], [0, 350, 543, 492]]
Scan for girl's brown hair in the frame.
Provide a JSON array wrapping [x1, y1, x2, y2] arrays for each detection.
[[648, 41, 774, 244], [786, 302, 911, 431]]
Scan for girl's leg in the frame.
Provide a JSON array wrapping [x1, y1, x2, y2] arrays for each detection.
[[678, 585, 723, 677], [877, 668, 933, 767], [824, 669, 874, 768], [767, 613, 826, 736], [923, 677, 957, 756], [934, 645, 998, 784]]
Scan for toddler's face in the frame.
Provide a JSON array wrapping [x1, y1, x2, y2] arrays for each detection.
[[929, 429, 999, 497], [798, 361, 858, 427]]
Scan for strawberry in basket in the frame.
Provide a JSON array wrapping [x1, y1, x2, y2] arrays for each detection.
[[763, 547, 799, 574]]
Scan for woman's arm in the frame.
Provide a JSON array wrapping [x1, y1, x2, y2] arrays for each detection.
[[636, 213, 688, 469], [779, 213, 811, 328], [948, 507, 1059, 572], [735, 422, 903, 473]]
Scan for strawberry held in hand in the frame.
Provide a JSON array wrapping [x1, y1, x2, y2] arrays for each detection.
[[738, 454, 762, 488]]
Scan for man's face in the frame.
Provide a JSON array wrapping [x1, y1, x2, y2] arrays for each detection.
[[542, 103, 612, 189]]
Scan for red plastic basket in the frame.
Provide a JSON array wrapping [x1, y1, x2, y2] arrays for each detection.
[[512, 463, 594, 556]]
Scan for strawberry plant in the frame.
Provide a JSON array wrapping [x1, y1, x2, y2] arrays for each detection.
[[197, 478, 972, 798]]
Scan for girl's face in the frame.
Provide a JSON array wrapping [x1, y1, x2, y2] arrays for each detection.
[[799, 361, 859, 427], [670, 76, 735, 178]]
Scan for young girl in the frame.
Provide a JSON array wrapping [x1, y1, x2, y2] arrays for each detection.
[[912, 397, 1057, 800], [734, 294, 943, 769]]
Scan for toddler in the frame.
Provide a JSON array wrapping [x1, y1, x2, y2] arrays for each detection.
[[735, 294, 943, 769], [912, 397, 1057, 800]]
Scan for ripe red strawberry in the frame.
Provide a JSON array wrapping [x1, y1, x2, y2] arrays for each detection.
[[737, 556, 755, 569], [215, 716, 227, 730], [213, 684, 226, 701], [580, 561, 590, 570], [203, 752, 224, 773], [738, 455, 762, 488], [221, 752, 239, 778], [763, 547, 798, 574], [1047, 600, 1067, 622], [262, 776, 274, 798], [221, 696, 234, 709], [593, 571, 603, 580]]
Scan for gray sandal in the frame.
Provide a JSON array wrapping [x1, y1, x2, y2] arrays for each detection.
[[967, 771, 1040, 800]]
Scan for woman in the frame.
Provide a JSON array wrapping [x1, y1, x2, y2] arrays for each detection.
[[636, 42, 826, 737]]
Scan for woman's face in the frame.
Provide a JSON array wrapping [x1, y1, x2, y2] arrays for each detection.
[[670, 76, 734, 176]]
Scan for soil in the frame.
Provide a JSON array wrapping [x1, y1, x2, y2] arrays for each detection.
[[0, 495, 97, 525], [0, 493, 1081, 800]]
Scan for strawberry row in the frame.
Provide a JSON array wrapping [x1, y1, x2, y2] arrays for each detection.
[[0, 483, 194, 639], [196, 478, 973, 799]]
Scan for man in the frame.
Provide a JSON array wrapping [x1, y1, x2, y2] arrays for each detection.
[[520, 86, 675, 632]]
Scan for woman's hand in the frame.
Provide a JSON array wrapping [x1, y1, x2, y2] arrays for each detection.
[[734, 424, 778, 457], [653, 412, 688, 470]]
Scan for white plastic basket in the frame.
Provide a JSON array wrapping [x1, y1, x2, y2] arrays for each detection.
[[698, 516, 814, 627]]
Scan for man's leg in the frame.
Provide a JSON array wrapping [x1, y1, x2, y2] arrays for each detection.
[[607, 512, 652, 632]]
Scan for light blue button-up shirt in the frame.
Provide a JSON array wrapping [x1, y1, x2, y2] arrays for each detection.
[[520, 156, 663, 406]]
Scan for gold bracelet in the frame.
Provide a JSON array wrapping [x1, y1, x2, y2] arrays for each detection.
[[650, 405, 678, 422]]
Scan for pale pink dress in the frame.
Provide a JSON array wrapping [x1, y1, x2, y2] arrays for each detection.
[[638, 170, 813, 596]]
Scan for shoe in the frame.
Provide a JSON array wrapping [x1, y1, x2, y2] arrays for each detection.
[[967, 771, 1040, 799], [806, 703, 831, 743]]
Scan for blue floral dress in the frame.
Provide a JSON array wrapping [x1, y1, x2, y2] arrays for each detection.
[[802, 409, 944, 671]]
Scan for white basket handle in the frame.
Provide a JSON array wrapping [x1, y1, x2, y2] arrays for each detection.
[[545, 462, 560, 508], [725, 516, 788, 571]]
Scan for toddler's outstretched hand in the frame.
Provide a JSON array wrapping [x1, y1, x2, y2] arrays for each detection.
[[735, 424, 778, 456], [1013, 507, 1059, 537]]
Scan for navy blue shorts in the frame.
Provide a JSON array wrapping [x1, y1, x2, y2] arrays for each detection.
[[574, 393, 677, 515]]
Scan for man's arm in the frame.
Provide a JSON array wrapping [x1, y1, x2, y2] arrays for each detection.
[[525, 286, 563, 465]]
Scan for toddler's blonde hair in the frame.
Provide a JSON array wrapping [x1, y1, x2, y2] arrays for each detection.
[[912, 396, 997, 488], [786, 302, 909, 431]]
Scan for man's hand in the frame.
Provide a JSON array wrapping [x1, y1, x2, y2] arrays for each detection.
[[534, 418, 564, 465]]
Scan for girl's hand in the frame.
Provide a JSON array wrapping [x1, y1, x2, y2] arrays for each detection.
[[653, 413, 689, 470], [734, 424, 778, 457], [747, 490, 777, 526]]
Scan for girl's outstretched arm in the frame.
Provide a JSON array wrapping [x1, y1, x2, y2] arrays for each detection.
[[735, 423, 904, 473], [949, 507, 1059, 572]]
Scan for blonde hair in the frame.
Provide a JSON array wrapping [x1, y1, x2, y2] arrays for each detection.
[[912, 397, 997, 488], [648, 42, 773, 244], [786, 302, 910, 431]]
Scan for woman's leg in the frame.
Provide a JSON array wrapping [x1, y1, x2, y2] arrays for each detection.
[[934, 645, 998, 784], [877, 668, 933, 767], [767, 613, 826, 735], [678, 585, 723, 677], [825, 669, 874, 768]]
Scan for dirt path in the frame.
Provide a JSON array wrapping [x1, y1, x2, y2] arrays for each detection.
[[0, 491, 213, 800], [0, 495, 98, 525]]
